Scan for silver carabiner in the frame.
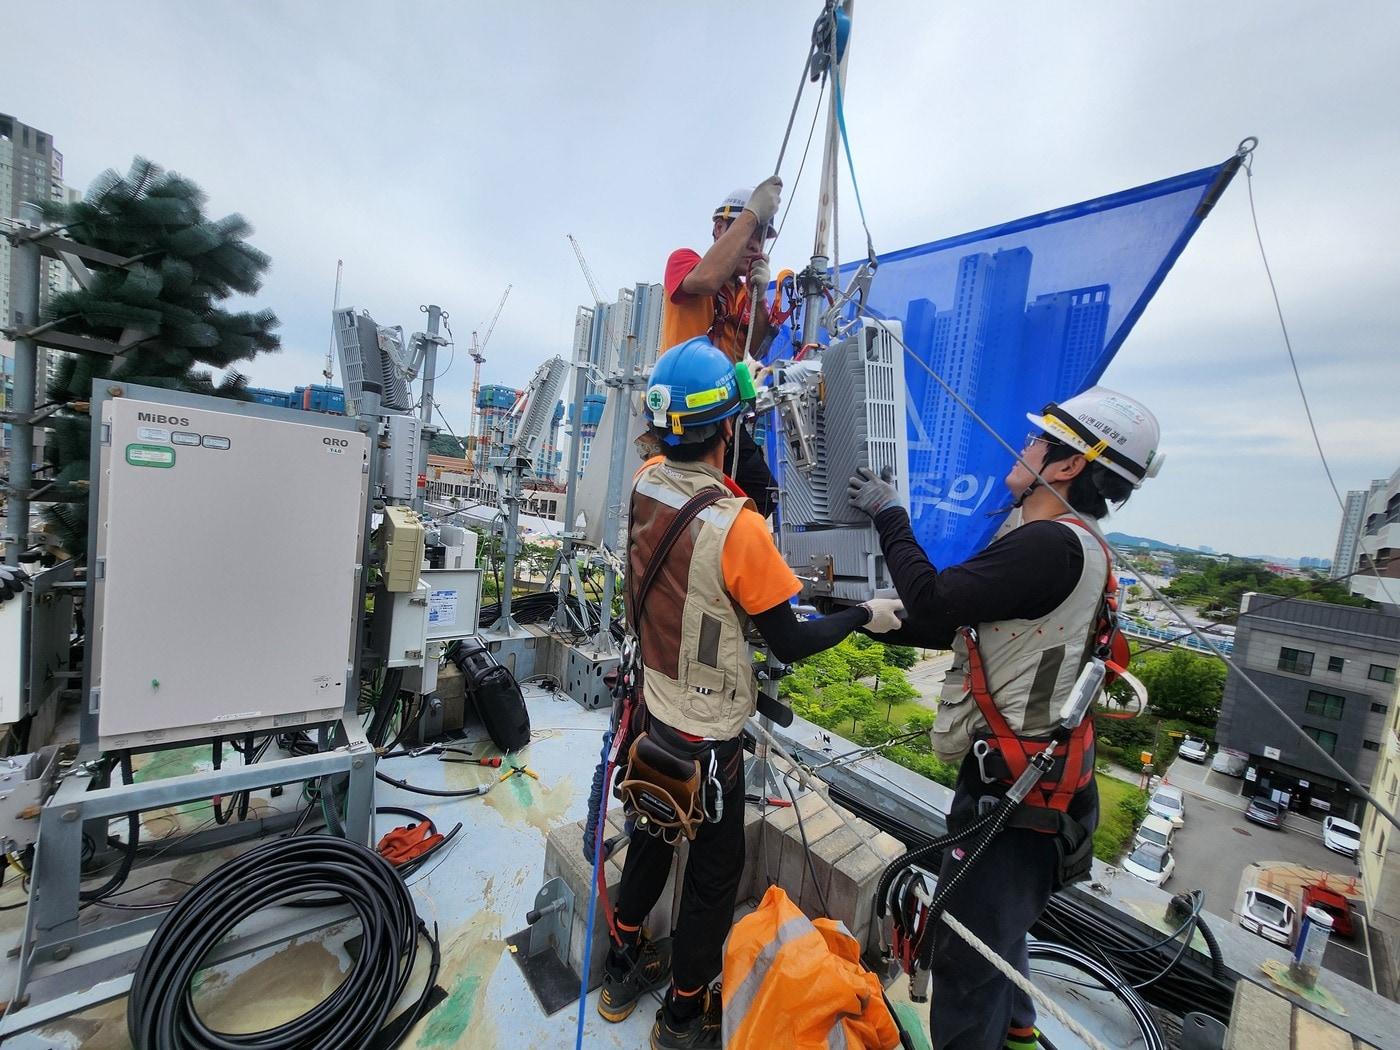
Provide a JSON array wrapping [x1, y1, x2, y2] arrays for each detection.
[[972, 739, 996, 785]]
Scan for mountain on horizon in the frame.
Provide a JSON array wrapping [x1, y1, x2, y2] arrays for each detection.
[[1105, 531, 1196, 553], [1106, 533, 1329, 568]]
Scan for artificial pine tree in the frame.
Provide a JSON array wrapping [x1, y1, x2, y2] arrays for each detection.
[[37, 158, 280, 554]]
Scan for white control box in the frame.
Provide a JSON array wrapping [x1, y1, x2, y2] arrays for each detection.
[[0, 598, 21, 725], [91, 392, 370, 750]]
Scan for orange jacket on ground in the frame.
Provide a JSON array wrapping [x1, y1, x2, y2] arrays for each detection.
[[723, 886, 901, 1050]]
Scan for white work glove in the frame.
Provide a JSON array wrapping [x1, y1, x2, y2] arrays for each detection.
[[744, 175, 783, 229], [861, 597, 905, 635], [0, 564, 30, 605], [747, 257, 771, 308], [848, 466, 902, 519]]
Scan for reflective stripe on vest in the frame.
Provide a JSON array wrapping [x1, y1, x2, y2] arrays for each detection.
[[722, 886, 900, 1050]]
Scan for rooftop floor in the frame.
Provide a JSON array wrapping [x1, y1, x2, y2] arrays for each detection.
[[2, 687, 1394, 1048]]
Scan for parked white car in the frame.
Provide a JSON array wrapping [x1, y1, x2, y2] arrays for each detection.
[[1211, 748, 1249, 778], [1322, 816, 1362, 859], [1133, 814, 1177, 852], [1239, 888, 1295, 947], [1122, 842, 1175, 887], [1178, 737, 1209, 763], [1148, 785, 1186, 827]]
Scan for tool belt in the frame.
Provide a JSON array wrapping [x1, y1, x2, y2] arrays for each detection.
[[964, 754, 1096, 891], [616, 716, 726, 844]]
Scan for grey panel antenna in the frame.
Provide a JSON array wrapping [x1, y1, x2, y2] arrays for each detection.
[[333, 308, 413, 415], [513, 356, 571, 471]]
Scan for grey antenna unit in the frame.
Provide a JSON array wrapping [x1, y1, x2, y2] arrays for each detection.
[[333, 307, 414, 415], [509, 356, 571, 474], [776, 317, 910, 605]]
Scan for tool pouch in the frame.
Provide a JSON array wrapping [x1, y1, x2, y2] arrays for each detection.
[[1052, 812, 1094, 890], [617, 730, 708, 844]]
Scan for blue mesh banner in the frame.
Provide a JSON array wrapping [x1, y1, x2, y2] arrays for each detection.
[[768, 161, 1235, 569]]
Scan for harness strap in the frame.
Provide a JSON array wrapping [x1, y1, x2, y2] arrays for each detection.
[[960, 514, 1119, 814], [628, 485, 727, 637]]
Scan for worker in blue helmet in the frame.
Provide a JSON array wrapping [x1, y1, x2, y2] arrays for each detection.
[[598, 335, 904, 1048]]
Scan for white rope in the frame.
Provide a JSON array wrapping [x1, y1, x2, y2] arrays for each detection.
[[748, 718, 1113, 1049], [861, 298, 1400, 836], [939, 910, 1113, 1050]]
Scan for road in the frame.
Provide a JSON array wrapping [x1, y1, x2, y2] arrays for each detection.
[[905, 650, 954, 709], [1157, 756, 1378, 991]]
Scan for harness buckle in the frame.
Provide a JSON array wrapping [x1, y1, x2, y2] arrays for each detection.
[[1006, 743, 1059, 805], [972, 739, 996, 785]]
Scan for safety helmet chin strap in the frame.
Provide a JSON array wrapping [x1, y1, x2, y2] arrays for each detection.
[[984, 478, 1043, 519], [1012, 478, 1040, 509]]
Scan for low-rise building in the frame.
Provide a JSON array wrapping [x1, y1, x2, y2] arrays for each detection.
[[1354, 465, 1400, 607], [1216, 593, 1400, 822], [1359, 680, 1400, 1001]]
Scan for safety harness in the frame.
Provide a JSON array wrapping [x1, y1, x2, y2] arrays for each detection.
[[962, 518, 1130, 821]]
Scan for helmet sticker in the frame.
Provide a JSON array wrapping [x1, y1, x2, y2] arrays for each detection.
[[646, 385, 671, 414]]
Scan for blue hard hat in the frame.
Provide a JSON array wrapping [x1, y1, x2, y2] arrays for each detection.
[[645, 337, 744, 445]]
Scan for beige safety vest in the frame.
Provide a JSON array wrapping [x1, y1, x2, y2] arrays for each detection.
[[626, 458, 758, 740], [930, 516, 1108, 764]]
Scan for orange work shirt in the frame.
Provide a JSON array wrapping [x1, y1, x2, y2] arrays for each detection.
[[660, 248, 752, 363], [636, 456, 799, 615]]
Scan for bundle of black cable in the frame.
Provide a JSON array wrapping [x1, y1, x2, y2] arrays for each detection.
[[127, 835, 438, 1050]]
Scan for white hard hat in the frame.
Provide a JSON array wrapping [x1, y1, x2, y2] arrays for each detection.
[[1026, 386, 1163, 488], [713, 188, 776, 237]]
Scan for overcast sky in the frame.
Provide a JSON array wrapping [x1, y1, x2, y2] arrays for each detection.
[[8, 2, 1398, 560]]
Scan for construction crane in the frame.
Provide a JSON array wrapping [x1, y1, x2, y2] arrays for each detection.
[[567, 234, 605, 306], [467, 284, 512, 471], [323, 259, 342, 383]]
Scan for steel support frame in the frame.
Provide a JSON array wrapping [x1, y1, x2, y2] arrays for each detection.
[[7, 716, 374, 1027], [3, 203, 43, 568]]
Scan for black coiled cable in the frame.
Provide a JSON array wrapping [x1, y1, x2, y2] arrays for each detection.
[[127, 835, 439, 1050]]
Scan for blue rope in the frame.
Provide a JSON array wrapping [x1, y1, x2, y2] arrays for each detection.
[[583, 729, 613, 858], [828, 11, 876, 263], [575, 737, 611, 1049]]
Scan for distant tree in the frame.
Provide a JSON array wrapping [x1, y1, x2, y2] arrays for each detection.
[[36, 157, 280, 555], [1135, 648, 1227, 723], [904, 709, 935, 735], [876, 669, 920, 722], [845, 643, 885, 685], [430, 433, 467, 457], [801, 647, 852, 688], [823, 682, 875, 736], [884, 645, 919, 670]]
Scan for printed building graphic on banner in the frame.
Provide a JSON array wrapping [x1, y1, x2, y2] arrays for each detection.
[[905, 245, 1111, 538], [765, 159, 1238, 570]]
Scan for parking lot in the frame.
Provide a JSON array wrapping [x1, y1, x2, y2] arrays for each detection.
[[1138, 756, 1379, 992]]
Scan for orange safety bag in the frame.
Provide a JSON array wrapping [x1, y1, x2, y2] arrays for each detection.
[[723, 886, 901, 1050]]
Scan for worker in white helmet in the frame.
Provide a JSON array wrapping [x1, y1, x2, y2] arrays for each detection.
[[848, 387, 1163, 1050], [655, 178, 783, 515]]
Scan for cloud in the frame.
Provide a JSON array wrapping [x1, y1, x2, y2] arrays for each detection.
[[8, 1, 1397, 559]]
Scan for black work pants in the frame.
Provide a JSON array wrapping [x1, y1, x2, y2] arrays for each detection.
[[614, 731, 745, 991], [929, 758, 1098, 1050]]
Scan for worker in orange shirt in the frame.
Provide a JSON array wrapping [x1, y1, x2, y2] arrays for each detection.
[[656, 177, 783, 516], [598, 336, 903, 1047]]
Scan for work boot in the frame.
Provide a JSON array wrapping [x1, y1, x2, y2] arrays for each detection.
[[650, 985, 722, 1049], [1005, 1024, 1040, 1050], [597, 935, 673, 1023]]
